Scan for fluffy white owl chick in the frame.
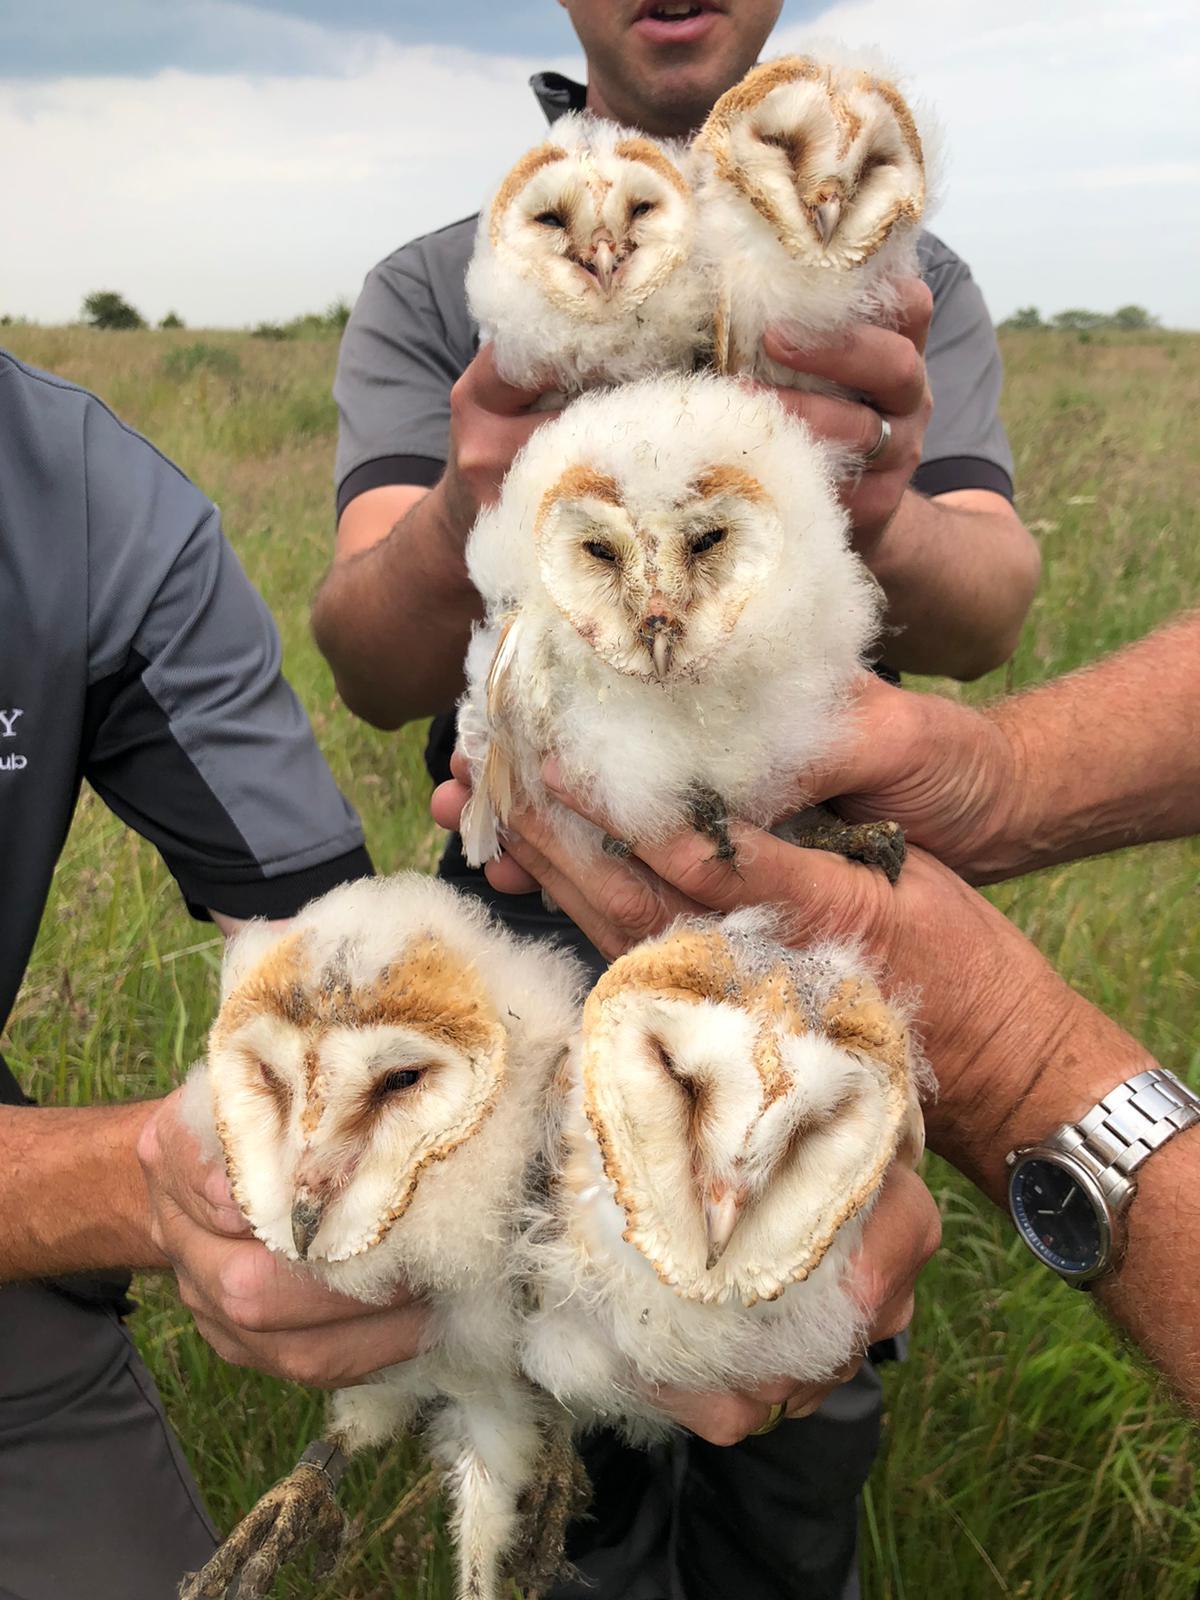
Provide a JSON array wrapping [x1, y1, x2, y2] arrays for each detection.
[[458, 371, 884, 874], [520, 910, 928, 1442], [467, 112, 711, 400], [693, 53, 932, 387], [180, 873, 586, 1600]]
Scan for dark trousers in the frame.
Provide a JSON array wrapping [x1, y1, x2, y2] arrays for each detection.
[[0, 1281, 217, 1600], [441, 846, 882, 1600]]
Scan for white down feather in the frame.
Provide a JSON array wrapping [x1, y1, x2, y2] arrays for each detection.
[[458, 372, 880, 868], [519, 910, 929, 1444], [467, 112, 712, 398]]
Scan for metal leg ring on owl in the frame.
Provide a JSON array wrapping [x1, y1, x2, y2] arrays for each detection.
[[748, 1401, 787, 1437], [862, 412, 892, 465]]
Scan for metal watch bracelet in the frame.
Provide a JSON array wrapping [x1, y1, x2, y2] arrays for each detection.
[[1055, 1068, 1200, 1203]]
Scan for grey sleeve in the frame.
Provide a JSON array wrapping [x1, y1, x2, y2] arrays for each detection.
[[913, 233, 1015, 502], [82, 399, 372, 920], [333, 245, 473, 517]]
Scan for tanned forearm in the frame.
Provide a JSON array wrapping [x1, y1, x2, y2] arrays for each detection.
[[930, 962, 1200, 1410], [311, 483, 483, 730], [866, 489, 1041, 680], [981, 610, 1200, 880], [0, 1101, 166, 1279]]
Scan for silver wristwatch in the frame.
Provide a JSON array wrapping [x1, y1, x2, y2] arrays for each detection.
[[1006, 1068, 1200, 1286]]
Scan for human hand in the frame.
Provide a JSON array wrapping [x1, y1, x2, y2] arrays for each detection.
[[762, 276, 933, 552], [647, 1164, 941, 1446], [439, 343, 551, 543], [798, 673, 1022, 883], [136, 1090, 429, 1388]]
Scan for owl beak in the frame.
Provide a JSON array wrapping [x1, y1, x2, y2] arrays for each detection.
[[652, 631, 672, 679], [291, 1187, 326, 1260], [591, 237, 617, 294], [704, 1185, 744, 1270], [641, 601, 677, 679], [813, 197, 842, 247]]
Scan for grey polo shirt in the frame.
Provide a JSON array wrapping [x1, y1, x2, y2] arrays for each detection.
[[335, 71, 1014, 517], [0, 351, 372, 1104]]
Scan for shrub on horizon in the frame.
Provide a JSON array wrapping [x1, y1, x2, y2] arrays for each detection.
[[82, 290, 146, 330]]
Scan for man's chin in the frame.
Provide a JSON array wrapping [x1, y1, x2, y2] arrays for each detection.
[[622, 66, 733, 135]]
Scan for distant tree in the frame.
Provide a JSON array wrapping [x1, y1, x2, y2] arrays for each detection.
[[1002, 306, 1044, 331], [252, 321, 289, 340], [1051, 308, 1107, 333], [159, 310, 185, 329], [324, 297, 351, 331], [1111, 303, 1158, 331], [82, 290, 146, 330]]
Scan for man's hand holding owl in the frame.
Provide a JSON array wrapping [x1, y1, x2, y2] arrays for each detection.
[[762, 275, 934, 550], [136, 1090, 430, 1389], [439, 346, 550, 544]]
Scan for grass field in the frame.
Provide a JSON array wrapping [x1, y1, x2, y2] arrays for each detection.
[[4, 322, 1199, 1599]]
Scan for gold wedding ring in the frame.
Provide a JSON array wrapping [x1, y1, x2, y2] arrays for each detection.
[[749, 1400, 787, 1436]]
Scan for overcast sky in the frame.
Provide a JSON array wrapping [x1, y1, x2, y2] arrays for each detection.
[[2, 1, 1198, 329]]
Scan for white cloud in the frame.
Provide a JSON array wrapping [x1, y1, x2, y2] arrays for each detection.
[[1, 44, 582, 325], [1, 0, 1197, 328]]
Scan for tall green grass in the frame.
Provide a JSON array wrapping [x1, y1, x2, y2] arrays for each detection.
[[4, 324, 1198, 1598]]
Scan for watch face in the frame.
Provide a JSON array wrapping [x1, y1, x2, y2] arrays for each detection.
[[1009, 1156, 1107, 1279]]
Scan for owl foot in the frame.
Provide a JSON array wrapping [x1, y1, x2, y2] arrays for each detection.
[[778, 809, 906, 884], [179, 1442, 348, 1600], [507, 1424, 592, 1600], [687, 784, 738, 865]]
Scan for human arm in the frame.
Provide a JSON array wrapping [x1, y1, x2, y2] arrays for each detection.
[[763, 274, 1040, 680], [440, 783, 1200, 1408], [311, 244, 552, 729], [0, 1092, 430, 1388], [311, 349, 546, 728]]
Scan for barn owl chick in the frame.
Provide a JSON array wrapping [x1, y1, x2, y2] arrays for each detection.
[[467, 112, 711, 401], [458, 371, 902, 881], [179, 873, 586, 1600], [520, 910, 928, 1442], [693, 53, 931, 387]]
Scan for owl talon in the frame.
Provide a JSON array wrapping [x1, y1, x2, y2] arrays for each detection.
[[777, 812, 906, 884], [179, 1457, 347, 1600], [506, 1423, 592, 1600], [602, 833, 632, 858], [687, 784, 738, 866]]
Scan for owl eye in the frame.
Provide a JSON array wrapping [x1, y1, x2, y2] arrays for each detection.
[[689, 527, 727, 556], [630, 200, 657, 219], [583, 539, 618, 563], [759, 130, 798, 158], [378, 1067, 425, 1095], [860, 152, 894, 180], [534, 210, 567, 228], [258, 1061, 288, 1097], [652, 1037, 693, 1094]]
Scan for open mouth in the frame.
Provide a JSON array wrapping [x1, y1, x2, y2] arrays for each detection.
[[633, 2, 720, 43]]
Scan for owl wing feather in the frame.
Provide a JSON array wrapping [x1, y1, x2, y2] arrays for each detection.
[[711, 273, 732, 376], [460, 614, 524, 866]]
